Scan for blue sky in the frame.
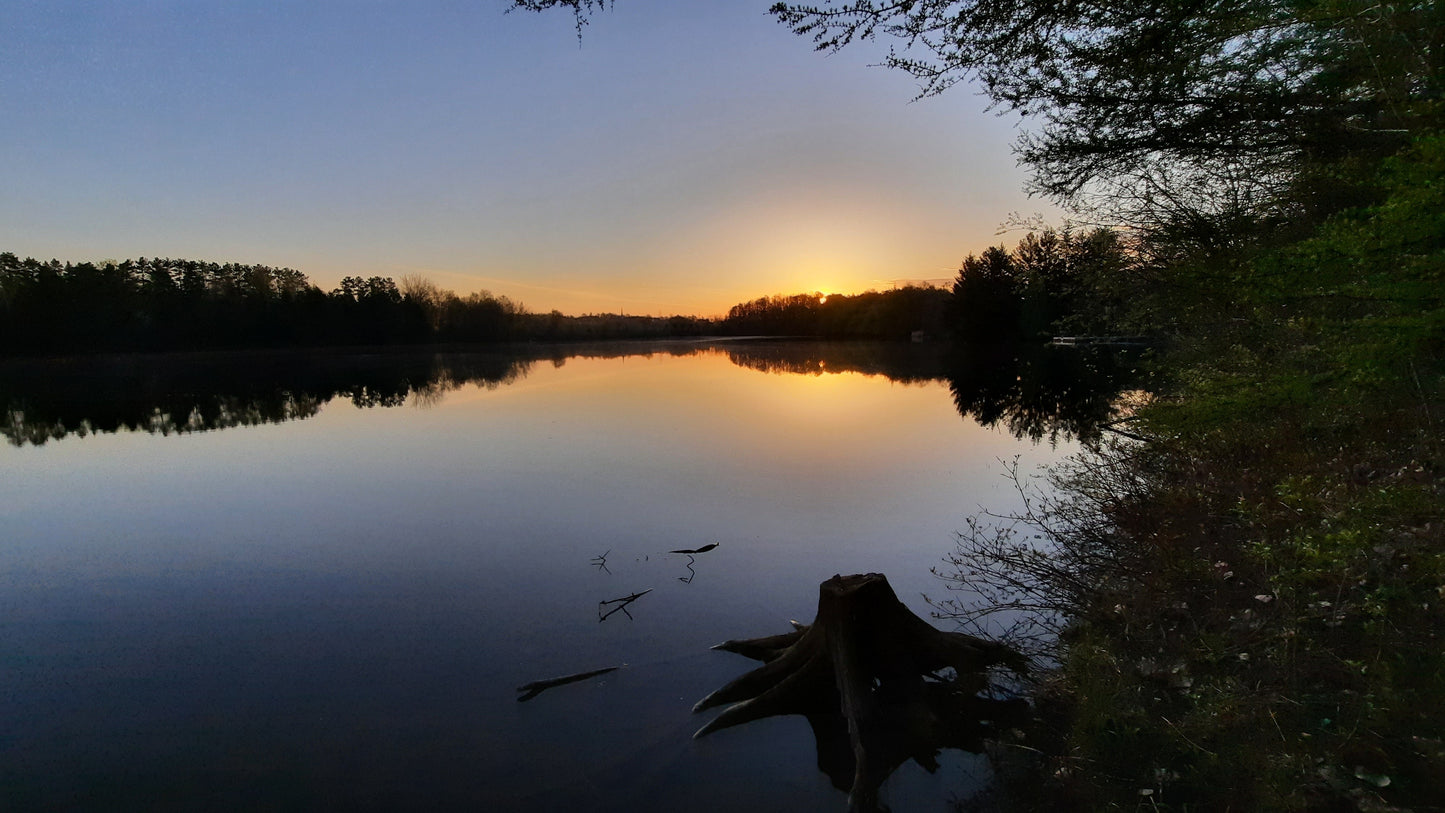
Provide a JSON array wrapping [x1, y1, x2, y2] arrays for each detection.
[[2, 1, 1056, 315]]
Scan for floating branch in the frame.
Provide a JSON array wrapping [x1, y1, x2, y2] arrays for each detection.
[[516, 665, 622, 702], [591, 549, 611, 574], [598, 588, 652, 622], [669, 542, 719, 554]]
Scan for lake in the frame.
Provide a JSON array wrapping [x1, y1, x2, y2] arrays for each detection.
[[0, 341, 1132, 811]]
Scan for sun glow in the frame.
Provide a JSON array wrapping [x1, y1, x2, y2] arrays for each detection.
[[656, 192, 927, 312]]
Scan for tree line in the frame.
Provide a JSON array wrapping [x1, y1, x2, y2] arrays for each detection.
[[717, 227, 1142, 342], [0, 254, 719, 354], [0, 255, 428, 353], [2, 234, 1142, 355]]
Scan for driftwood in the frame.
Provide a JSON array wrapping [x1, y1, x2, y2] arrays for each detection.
[[515, 665, 622, 702], [669, 542, 719, 554], [598, 588, 652, 622], [694, 573, 1028, 812]]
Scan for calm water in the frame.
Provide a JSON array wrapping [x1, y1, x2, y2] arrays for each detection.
[[0, 341, 1131, 811]]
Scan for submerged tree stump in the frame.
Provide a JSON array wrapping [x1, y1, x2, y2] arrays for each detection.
[[694, 573, 1027, 812]]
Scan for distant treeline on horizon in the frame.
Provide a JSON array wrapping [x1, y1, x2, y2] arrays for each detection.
[[1, 233, 1136, 355]]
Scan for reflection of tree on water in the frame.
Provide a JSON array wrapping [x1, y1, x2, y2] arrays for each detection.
[[1, 339, 1143, 447], [0, 350, 535, 447], [720, 340, 1145, 443], [1, 341, 731, 446], [945, 343, 1145, 445], [720, 340, 947, 384]]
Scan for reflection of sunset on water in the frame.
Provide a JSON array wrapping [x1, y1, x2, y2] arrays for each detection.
[[0, 341, 1136, 810]]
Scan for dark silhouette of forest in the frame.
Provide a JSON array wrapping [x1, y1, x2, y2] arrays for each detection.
[[720, 286, 952, 339], [719, 228, 1141, 344], [2, 229, 1139, 356], [0, 254, 724, 354]]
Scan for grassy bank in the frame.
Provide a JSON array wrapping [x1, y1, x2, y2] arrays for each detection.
[[961, 138, 1444, 809]]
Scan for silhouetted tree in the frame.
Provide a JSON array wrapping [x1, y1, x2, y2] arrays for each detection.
[[722, 287, 950, 339], [950, 246, 1022, 344], [768, 1, 1442, 229], [949, 228, 1136, 342], [0, 253, 726, 355]]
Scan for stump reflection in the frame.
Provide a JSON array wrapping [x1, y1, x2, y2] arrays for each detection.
[[694, 573, 1028, 812]]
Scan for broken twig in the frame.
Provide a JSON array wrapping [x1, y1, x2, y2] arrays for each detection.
[[669, 542, 719, 555], [598, 588, 652, 622], [516, 665, 622, 702]]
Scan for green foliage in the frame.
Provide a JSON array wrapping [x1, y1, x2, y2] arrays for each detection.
[[930, 132, 1443, 810], [1004, 137, 1445, 809], [772, 0, 1442, 229]]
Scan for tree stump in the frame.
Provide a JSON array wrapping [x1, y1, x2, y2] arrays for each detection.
[[693, 573, 1027, 812]]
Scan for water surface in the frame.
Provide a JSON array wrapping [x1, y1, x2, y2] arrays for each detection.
[[0, 341, 1128, 810]]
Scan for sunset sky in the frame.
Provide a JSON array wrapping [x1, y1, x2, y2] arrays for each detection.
[[2, 1, 1057, 316]]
